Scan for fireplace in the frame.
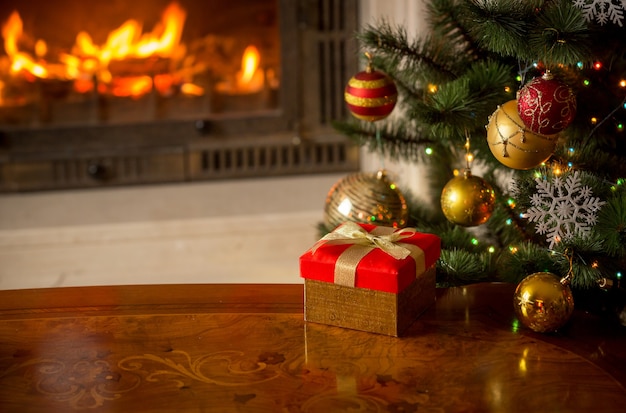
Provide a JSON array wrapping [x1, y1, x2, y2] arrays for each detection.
[[0, 0, 359, 191]]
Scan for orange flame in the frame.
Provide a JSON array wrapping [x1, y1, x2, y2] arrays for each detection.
[[240, 45, 260, 85], [2, 11, 49, 79], [74, 2, 186, 63], [235, 45, 264, 93], [1, 2, 191, 98]]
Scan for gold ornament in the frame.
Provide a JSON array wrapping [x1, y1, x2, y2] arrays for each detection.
[[513, 272, 574, 333], [324, 170, 408, 230], [440, 169, 496, 227], [486, 100, 559, 170]]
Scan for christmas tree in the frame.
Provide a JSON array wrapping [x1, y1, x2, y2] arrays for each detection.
[[332, 0, 626, 318]]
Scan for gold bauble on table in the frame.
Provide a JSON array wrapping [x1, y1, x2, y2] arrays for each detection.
[[324, 170, 409, 230], [513, 272, 575, 333], [486, 100, 559, 170], [440, 169, 496, 227]]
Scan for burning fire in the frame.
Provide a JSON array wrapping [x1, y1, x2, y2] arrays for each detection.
[[0, 2, 274, 104], [217, 45, 265, 95], [238, 45, 263, 91], [0, 2, 203, 98]]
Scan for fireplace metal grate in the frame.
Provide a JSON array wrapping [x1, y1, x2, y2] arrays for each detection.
[[189, 137, 358, 180]]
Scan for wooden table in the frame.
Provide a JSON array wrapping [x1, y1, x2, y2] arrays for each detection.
[[0, 283, 625, 412]]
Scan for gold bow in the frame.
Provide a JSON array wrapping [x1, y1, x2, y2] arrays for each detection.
[[312, 221, 416, 260]]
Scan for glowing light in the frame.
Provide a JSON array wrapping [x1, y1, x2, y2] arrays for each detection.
[[591, 117, 598, 125], [583, 79, 590, 86], [337, 198, 353, 216], [488, 246, 495, 253], [239, 45, 261, 85], [34, 40, 47, 58], [592, 261, 599, 268], [576, 62, 584, 69], [181, 83, 204, 96], [506, 218, 512, 225], [425, 147, 433, 155], [511, 318, 520, 333], [390, 183, 397, 190], [516, 75, 522, 82], [0, 3, 189, 97], [471, 238, 478, 245], [618, 123, 624, 132], [448, 190, 458, 202], [519, 357, 527, 373], [510, 246, 518, 254], [620, 80, 626, 88], [617, 272, 622, 279], [594, 61, 602, 70], [428, 83, 438, 93], [568, 147, 575, 154], [504, 86, 511, 93]]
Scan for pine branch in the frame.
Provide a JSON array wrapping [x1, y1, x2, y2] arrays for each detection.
[[426, 0, 482, 60], [496, 241, 558, 283], [596, 192, 626, 258], [529, 0, 593, 66], [410, 60, 515, 140], [331, 119, 442, 163], [465, 0, 538, 58], [358, 21, 466, 85], [437, 248, 492, 286]]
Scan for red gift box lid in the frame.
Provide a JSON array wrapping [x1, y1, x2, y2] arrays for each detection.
[[300, 223, 441, 294]]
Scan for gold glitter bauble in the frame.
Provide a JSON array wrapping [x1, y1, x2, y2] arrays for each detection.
[[513, 272, 575, 333], [324, 170, 408, 229], [440, 170, 495, 227], [486, 100, 559, 170]]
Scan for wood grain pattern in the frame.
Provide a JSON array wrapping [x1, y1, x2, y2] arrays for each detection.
[[0, 283, 625, 412]]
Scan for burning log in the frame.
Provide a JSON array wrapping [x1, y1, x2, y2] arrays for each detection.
[[107, 56, 174, 78]]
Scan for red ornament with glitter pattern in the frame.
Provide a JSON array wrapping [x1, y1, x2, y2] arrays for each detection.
[[517, 72, 577, 135]]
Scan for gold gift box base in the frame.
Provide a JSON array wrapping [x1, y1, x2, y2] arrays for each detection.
[[304, 266, 436, 336]]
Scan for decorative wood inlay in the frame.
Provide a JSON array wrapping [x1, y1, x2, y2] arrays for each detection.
[[0, 283, 625, 412]]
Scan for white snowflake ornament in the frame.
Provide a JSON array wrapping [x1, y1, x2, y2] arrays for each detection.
[[573, 0, 626, 27], [522, 171, 606, 248]]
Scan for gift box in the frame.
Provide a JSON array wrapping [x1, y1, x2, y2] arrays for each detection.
[[299, 222, 441, 336]]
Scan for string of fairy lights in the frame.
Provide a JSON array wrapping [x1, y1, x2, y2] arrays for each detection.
[[418, 59, 625, 283]]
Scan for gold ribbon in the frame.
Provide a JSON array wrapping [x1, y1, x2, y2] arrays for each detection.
[[312, 222, 426, 287]]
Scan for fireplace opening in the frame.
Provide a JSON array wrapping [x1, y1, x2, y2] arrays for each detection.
[[0, 0, 281, 124], [0, 0, 359, 191]]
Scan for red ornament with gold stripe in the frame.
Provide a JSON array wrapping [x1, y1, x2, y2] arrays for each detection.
[[344, 62, 398, 122], [517, 71, 577, 135]]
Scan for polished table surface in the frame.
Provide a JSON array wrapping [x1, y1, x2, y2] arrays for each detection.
[[0, 282, 625, 412]]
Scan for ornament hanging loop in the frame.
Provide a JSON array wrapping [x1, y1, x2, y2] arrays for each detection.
[[560, 248, 575, 286], [541, 27, 563, 69], [364, 51, 373, 73], [464, 129, 474, 171]]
